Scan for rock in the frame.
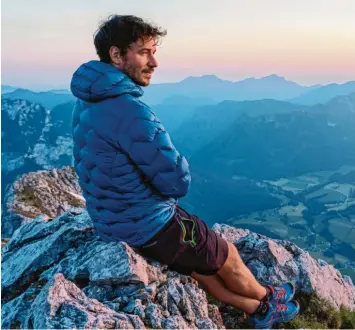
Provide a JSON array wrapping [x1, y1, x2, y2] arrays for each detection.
[[2, 208, 355, 329], [1, 210, 94, 304], [213, 223, 250, 242], [207, 304, 224, 329], [213, 224, 355, 310], [1, 238, 10, 249], [24, 273, 137, 329], [2, 166, 84, 237], [1, 212, 27, 239], [7, 166, 84, 219], [1, 209, 222, 329], [1, 286, 43, 329], [344, 276, 354, 286], [318, 258, 328, 267]]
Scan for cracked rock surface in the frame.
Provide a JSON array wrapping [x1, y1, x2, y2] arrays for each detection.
[[2, 210, 224, 329]]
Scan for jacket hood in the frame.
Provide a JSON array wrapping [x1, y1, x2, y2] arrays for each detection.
[[70, 60, 144, 102]]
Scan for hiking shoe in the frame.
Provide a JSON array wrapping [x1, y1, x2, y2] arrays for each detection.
[[248, 300, 300, 329], [265, 283, 296, 305]]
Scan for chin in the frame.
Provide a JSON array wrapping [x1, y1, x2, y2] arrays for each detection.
[[133, 77, 149, 87], [139, 79, 150, 87]]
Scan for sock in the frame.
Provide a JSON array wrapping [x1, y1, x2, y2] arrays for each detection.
[[252, 301, 269, 318], [262, 286, 272, 301]]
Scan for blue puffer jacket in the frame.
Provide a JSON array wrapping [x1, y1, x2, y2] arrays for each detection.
[[70, 60, 191, 247]]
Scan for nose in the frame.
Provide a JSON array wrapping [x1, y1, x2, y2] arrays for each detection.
[[148, 55, 158, 68]]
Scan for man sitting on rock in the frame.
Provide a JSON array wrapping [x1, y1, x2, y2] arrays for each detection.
[[70, 14, 300, 329]]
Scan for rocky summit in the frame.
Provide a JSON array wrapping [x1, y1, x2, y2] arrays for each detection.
[[2, 207, 355, 329], [1, 167, 355, 329]]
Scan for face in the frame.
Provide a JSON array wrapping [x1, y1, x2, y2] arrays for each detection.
[[110, 36, 158, 86]]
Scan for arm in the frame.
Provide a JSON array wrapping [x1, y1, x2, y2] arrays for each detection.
[[116, 98, 191, 198]]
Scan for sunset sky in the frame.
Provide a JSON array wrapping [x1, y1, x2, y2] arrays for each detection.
[[2, 0, 355, 90]]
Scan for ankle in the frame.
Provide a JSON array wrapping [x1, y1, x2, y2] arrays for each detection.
[[250, 301, 269, 317], [262, 285, 272, 301], [257, 285, 269, 301]]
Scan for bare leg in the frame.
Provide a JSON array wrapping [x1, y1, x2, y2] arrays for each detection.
[[217, 242, 267, 301], [191, 271, 260, 314]]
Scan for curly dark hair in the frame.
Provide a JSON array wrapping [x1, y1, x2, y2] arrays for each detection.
[[93, 15, 167, 63]]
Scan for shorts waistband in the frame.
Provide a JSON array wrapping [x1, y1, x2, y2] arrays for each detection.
[[141, 207, 177, 247]]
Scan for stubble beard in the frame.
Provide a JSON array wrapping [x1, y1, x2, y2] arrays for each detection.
[[121, 61, 149, 87]]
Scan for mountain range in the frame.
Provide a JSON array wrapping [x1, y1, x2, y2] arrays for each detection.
[[2, 75, 355, 110], [2, 79, 355, 281], [1, 99, 74, 212], [180, 93, 355, 179], [290, 81, 355, 105], [2, 88, 75, 109], [142, 74, 318, 105]]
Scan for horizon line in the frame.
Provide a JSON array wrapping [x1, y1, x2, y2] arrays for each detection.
[[2, 73, 355, 92]]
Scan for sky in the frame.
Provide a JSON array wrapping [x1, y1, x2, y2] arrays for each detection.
[[1, 0, 355, 90]]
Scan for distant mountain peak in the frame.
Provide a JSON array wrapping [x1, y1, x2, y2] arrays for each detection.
[[181, 74, 224, 83], [236, 74, 291, 85], [202, 74, 221, 79], [262, 74, 286, 81]]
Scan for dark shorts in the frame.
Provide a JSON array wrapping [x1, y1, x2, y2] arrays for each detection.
[[136, 205, 229, 276]]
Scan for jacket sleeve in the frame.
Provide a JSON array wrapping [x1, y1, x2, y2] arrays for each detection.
[[116, 99, 191, 198]]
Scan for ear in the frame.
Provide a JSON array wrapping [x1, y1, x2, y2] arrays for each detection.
[[109, 46, 122, 66]]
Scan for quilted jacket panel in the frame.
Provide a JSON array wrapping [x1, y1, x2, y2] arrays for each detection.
[[70, 60, 191, 246]]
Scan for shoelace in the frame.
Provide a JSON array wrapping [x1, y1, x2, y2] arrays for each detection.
[[275, 287, 286, 300], [274, 304, 288, 317]]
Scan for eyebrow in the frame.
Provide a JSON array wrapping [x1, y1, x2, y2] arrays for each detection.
[[139, 48, 156, 53]]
